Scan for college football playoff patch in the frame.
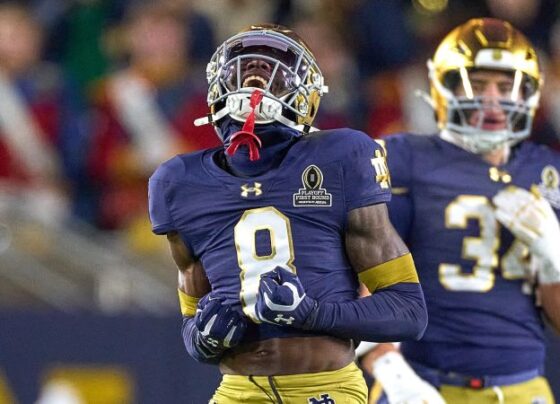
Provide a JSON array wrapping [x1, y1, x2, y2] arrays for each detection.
[[293, 165, 332, 207]]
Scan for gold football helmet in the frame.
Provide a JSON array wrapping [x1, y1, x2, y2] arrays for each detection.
[[429, 18, 542, 153], [195, 24, 328, 140]]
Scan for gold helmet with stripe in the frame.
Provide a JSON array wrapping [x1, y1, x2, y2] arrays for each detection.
[[196, 24, 328, 140], [428, 18, 542, 153]]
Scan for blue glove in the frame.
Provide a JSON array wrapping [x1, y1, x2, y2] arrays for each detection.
[[255, 267, 317, 328], [186, 294, 247, 361]]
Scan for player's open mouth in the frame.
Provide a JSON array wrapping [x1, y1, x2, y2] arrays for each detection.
[[481, 117, 506, 130], [242, 75, 268, 89]]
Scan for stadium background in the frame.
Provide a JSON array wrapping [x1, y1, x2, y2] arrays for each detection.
[[0, 0, 559, 402]]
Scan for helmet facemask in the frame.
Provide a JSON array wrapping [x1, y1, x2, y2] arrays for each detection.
[[428, 18, 542, 154], [432, 63, 540, 153], [201, 25, 328, 141]]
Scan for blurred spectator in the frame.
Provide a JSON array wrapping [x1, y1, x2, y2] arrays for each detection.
[[152, 0, 216, 66], [0, 2, 88, 225], [360, 65, 435, 138], [539, 21, 560, 151], [342, 0, 418, 130], [486, 0, 540, 27], [87, 2, 219, 245], [347, 0, 415, 78], [38, 0, 215, 101], [485, 0, 558, 52], [192, 0, 279, 42], [293, 17, 360, 129], [38, 0, 122, 99], [364, 71, 408, 137]]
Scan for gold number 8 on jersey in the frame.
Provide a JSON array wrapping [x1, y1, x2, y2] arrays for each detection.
[[234, 207, 296, 322]]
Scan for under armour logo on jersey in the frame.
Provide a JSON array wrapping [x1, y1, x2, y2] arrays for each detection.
[[274, 314, 295, 325], [241, 182, 262, 197], [371, 149, 390, 189], [308, 393, 335, 404]]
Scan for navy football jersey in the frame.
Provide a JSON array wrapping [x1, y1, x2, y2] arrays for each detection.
[[384, 133, 560, 376], [149, 129, 391, 342]]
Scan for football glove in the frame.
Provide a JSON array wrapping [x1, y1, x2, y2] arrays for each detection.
[[193, 294, 247, 359], [372, 351, 446, 404], [493, 186, 560, 284], [255, 266, 317, 328]]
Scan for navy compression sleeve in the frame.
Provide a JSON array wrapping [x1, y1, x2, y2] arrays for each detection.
[[307, 283, 427, 342]]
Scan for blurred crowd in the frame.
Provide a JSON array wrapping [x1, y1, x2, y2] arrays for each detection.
[[2, 0, 560, 255]]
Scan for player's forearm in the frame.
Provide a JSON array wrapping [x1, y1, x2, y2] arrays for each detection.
[[539, 283, 560, 334], [178, 288, 221, 363], [306, 283, 427, 342]]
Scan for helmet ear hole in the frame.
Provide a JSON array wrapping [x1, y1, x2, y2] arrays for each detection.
[[442, 71, 461, 94], [310, 104, 316, 119]]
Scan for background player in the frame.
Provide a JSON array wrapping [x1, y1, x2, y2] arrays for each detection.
[[148, 24, 428, 403], [360, 18, 560, 404]]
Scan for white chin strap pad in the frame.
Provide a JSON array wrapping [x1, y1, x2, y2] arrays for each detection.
[[226, 91, 283, 124], [194, 92, 319, 135]]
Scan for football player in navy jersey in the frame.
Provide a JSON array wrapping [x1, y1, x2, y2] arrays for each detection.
[[360, 18, 560, 404], [148, 24, 427, 403]]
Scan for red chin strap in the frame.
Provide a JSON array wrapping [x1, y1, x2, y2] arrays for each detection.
[[225, 90, 264, 161]]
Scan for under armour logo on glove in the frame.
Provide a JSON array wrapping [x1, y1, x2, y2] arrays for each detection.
[[274, 314, 295, 325], [204, 337, 220, 348], [255, 266, 317, 328]]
